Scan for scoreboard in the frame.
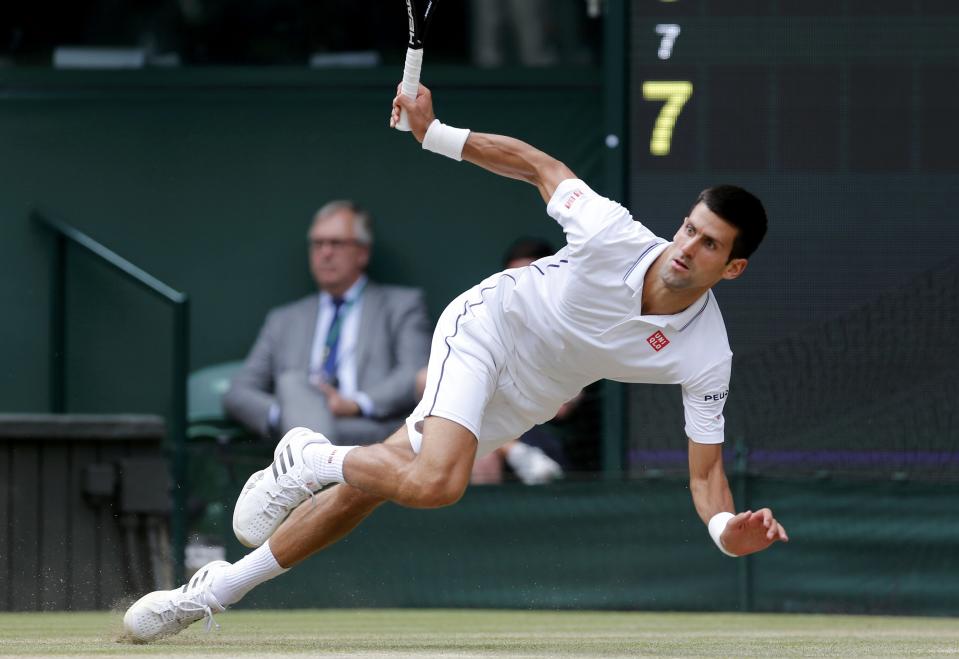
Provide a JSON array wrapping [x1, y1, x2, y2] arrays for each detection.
[[627, 0, 959, 356], [631, 0, 958, 173]]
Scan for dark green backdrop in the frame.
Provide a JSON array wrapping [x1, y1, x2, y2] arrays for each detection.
[[3, 59, 957, 617], [0, 68, 602, 418]]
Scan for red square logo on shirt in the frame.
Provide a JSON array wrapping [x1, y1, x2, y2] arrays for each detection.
[[647, 330, 670, 352]]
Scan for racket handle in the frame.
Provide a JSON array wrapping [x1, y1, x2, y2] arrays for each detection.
[[396, 47, 423, 132]]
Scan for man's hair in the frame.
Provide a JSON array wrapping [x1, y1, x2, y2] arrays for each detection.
[[312, 200, 374, 245], [694, 186, 767, 261], [502, 236, 555, 267]]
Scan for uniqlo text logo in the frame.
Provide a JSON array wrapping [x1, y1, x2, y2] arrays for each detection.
[[564, 189, 584, 209], [646, 330, 670, 351]]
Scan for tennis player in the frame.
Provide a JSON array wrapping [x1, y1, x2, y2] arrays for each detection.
[[123, 83, 788, 642]]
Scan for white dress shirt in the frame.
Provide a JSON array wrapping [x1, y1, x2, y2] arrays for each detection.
[[308, 275, 374, 416]]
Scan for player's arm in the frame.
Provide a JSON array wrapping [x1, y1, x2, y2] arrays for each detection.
[[463, 133, 573, 204], [687, 440, 734, 523], [688, 439, 789, 557], [391, 83, 575, 203]]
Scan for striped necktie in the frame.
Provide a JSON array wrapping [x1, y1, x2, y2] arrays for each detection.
[[321, 297, 346, 386]]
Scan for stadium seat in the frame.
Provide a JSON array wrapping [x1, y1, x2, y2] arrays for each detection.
[[185, 360, 273, 547], [187, 360, 246, 443]]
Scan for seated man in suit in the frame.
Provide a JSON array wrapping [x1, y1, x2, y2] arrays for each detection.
[[224, 200, 432, 445]]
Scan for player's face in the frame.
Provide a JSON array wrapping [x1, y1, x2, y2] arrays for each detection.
[[660, 202, 747, 291], [308, 210, 370, 296]]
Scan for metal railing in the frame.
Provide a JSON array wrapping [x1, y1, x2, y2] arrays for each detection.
[[34, 210, 189, 581]]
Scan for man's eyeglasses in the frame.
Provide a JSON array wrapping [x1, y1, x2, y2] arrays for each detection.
[[309, 238, 360, 250]]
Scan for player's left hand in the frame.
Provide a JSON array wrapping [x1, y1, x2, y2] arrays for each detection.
[[720, 508, 788, 556], [317, 381, 361, 417], [390, 82, 436, 142]]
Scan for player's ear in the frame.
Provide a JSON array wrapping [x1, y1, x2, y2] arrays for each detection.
[[722, 257, 747, 280]]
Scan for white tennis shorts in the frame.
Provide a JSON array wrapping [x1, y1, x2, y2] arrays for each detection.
[[406, 274, 540, 458]]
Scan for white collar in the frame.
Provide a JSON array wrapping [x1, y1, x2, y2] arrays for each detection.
[[320, 275, 368, 305], [624, 242, 712, 331]]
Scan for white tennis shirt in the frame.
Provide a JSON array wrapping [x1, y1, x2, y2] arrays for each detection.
[[489, 179, 733, 444]]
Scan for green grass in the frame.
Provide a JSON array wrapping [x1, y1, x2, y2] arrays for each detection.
[[0, 609, 957, 657]]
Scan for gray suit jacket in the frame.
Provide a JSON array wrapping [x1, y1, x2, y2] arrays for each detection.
[[223, 282, 431, 444]]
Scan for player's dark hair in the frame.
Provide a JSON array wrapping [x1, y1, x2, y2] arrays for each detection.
[[502, 236, 555, 267], [694, 186, 768, 261]]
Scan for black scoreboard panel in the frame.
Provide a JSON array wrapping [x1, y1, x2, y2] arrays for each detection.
[[625, 1, 959, 469], [628, 0, 959, 357]]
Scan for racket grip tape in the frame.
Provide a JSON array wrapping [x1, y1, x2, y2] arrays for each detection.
[[396, 47, 424, 132]]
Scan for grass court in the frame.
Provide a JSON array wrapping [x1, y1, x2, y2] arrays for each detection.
[[1, 608, 957, 657]]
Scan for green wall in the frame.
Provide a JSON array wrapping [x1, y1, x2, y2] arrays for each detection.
[[0, 68, 602, 418], [187, 442, 959, 616], [213, 475, 959, 616]]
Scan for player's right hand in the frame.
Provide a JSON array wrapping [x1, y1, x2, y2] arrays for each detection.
[[391, 82, 436, 143]]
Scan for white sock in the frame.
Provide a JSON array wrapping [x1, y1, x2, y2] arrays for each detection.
[[210, 541, 288, 607], [302, 443, 357, 484]]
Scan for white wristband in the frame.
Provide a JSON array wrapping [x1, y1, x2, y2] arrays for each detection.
[[422, 118, 471, 161], [708, 511, 737, 557]]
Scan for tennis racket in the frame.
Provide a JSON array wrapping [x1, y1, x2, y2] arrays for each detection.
[[396, 0, 439, 131]]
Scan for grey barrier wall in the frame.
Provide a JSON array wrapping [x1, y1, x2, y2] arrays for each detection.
[[0, 415, 170, 611]]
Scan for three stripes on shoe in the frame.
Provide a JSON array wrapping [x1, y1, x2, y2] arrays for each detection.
[[271, 444, 296, 480], [185, 565, 215, 593]]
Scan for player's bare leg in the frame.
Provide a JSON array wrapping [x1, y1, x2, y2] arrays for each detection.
[[122, 439, 394, 642], [339, 416, 477, 507], [269, 484, 382, 568], [235, 417, 476, 556], [267, 426, 415, 567], [269, 418, 475, 565], [124, 419, 478, 642]]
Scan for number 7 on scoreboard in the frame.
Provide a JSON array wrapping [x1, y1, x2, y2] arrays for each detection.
[[642, 81, 693, 156]]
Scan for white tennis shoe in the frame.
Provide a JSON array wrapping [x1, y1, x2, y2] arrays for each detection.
[[232, 426, 332, 548], [122, 560, 228, 643]]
